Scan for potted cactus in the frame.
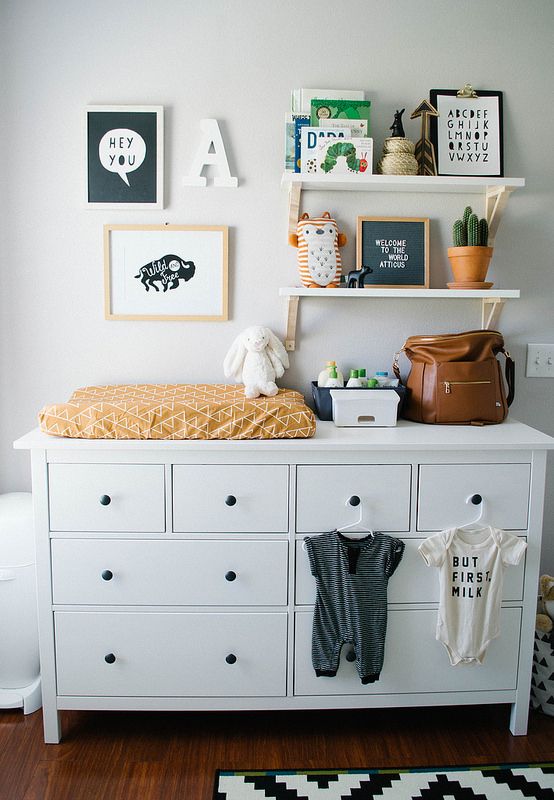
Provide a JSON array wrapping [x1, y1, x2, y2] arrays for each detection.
[[447, 205, 493, 287]]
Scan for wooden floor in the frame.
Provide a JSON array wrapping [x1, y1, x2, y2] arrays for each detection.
[[1, 704, 554, 799]]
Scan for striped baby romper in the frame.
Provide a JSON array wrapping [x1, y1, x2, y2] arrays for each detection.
[[304, 530, 405, 683]]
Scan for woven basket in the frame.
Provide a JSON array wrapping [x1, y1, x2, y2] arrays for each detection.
[[377, 152, 418, 175], [530, 629, 554, 716], [382, 137, 415, 155]]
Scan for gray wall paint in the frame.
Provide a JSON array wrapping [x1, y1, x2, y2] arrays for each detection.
[[2, 0, 553, 566]]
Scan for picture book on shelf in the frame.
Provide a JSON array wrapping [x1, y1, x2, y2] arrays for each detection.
[[300, 127, 352, 174], [304, 136, 374, 176], [310, 99, 371, 130], [294, 115, 310, 172], [284, 113, 309, 171], [319, 118, 368, 138], [291, 88, 364, 114]]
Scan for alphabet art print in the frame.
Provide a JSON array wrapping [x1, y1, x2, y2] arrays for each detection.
[[429, 90, 503, 177], [85, 106, 164, 208], [104, 225, 228, 320]]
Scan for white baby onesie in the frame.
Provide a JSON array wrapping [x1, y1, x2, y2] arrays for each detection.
[[419, 526, 527, 665]]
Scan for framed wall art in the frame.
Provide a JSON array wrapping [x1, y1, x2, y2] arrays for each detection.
[[429, 89, 503, 177], [356, 217, 429, 288], [104, 225, 228, 321], [85, 105, 164, 208]]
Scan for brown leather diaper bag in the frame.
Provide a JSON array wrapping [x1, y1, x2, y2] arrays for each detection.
[[392, 329, 515, 425]]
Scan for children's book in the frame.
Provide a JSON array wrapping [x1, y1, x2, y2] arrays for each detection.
[[284, 113, 309, 171], [300, 127, 352, 174], [292, 88, 365, 114], [305, 136, 374, 176], [319, 118, 368, 138], [293, 115, 310, 172], [310, 99, 371, 132]]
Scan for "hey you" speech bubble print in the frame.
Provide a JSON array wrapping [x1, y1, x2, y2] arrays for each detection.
[[98, 128, 146, 186]]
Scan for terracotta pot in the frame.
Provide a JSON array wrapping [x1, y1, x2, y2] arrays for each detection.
[[447, 246, 493, 284]]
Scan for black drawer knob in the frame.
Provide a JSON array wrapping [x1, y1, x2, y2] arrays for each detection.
[[348, 495, 361, 507], [225, 495, 237, 506], [225, 653, 237, 664], [101, 570, 113, 581], [225, 571, 237, 582], [470, 494, 483, 505], [99, 495, 112, 506], [346, 649, 356, 663], [104, 653, 116, 664]]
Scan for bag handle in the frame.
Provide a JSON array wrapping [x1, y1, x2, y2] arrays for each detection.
[[392, 349, 404, 381], [501, 348, 515, 407]]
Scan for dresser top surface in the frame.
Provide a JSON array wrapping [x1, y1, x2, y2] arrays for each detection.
[[13, 418, 554, 452]]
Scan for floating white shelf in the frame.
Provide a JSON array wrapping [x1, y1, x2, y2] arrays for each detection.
[[281, 173, 525, 193], [281, 172, 525, 350], [279, 287, 521, 299], [283, 173, 525, 246], [279, 287, 521, 351]]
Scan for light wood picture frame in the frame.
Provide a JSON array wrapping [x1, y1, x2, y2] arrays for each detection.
[[104, 224, 228, 321], [85, 105, 164, 208], [356, 216, 430, 288]]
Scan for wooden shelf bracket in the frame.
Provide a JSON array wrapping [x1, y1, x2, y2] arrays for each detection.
[[485, 185, 514, 246], [285, 295, 299, 351], [287, 181, 302, 238], [481, 296, 506, 330]]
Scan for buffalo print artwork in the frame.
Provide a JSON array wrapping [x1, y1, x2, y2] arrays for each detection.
[[135, 254, 196, 292], [105, 225, 228, 320]]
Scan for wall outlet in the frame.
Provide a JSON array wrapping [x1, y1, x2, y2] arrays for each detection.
[[526, 343, 554, 377]]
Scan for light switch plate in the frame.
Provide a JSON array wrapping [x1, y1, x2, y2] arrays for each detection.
[[526, 343, 554, 377]]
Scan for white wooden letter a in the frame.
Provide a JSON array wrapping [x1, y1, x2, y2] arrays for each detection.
[[183, 118, 238, 188]]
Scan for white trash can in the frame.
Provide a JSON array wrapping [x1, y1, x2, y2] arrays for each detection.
[[0, 493, 41, 713]]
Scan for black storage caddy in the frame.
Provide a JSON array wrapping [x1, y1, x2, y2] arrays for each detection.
[[311, 381, 407, 422]]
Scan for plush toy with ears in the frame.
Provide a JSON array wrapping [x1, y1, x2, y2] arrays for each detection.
[[223, 325, 290, 399], [536, 574, 554, 637], [289, 211, 347, 288]]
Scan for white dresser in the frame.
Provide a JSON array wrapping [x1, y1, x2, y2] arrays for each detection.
[[14, 419, 554, 742]]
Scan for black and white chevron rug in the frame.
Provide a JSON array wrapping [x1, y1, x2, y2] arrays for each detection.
[[214, 764, 554, 799]]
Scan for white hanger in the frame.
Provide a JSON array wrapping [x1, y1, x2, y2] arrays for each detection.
[[302, 497, 374, 550], [337, 497, 374, 539], [458, 493, 489, 532]]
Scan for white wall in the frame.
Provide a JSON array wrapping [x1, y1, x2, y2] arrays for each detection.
[[2, 0, 553, 564]]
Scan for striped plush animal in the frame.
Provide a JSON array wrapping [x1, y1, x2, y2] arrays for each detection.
[[289, 212, 347, 288]]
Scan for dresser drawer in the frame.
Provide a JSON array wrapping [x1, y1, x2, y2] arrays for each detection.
[[294, 538, 525, 605], [48, 464, 165, 533], [55, 611, 287, 697], [296, 465, 411, 533], [52, 539, 288, 606], [173, 465, 289, 532], [294, 607, 521, 695], [417, 463, 531, 531]]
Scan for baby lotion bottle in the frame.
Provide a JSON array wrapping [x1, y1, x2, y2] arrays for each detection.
[[358, 368, 368, 387], [346, 369, 362, 388], [318, 360, 343, 387], [374, 370, 390, 387], [325, 366, 344, 388]]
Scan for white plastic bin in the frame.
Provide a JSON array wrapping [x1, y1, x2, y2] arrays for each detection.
[[0, 493, 41, 713], [330, 388, 400, 427]]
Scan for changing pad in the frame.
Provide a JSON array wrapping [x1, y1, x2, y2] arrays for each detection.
[[38, 383, 316, 440]]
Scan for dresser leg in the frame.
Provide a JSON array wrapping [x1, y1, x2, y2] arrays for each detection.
[[42, 706, 62, 744], [509, 698, 529, 736]]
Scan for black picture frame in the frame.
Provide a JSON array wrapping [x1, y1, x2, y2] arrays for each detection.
[[429, 89, 503, 177], [356, 217, 430, 288], [85, 105, 164, 208]]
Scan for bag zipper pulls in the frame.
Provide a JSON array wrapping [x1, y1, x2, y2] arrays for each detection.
[[443, 379, 492, 394]]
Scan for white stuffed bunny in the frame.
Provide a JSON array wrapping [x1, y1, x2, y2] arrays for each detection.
[[223, 325, 290, 398]]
